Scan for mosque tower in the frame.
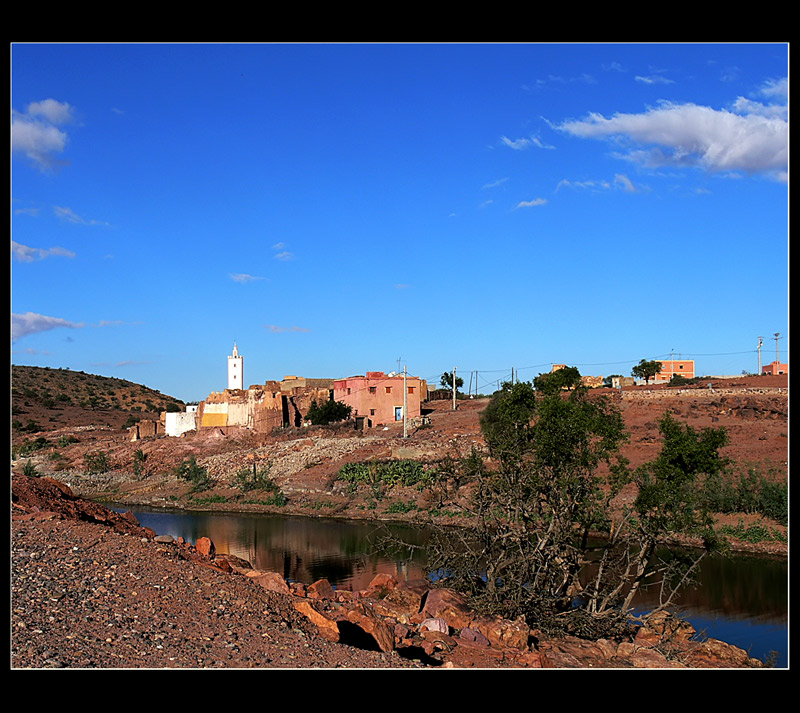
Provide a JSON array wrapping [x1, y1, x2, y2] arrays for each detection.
[[227, 342, 244, 391]]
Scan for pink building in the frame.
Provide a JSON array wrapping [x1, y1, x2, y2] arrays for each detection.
[[762, 361, 788, 376], [652, 360, 696, 383], [334, 371, 424, 428]]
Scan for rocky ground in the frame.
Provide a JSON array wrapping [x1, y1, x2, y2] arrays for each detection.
[[12, 474, 769, 670]]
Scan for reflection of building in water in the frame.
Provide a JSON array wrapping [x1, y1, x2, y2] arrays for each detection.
[[178, 513, 429, 591]]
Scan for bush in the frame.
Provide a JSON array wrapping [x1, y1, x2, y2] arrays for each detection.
[[84, 451, 110, 474], [22, 460, 38, 477], [337, 459, 438, 489], [701, 467, 788, 525], [305, 399, 352, 425], [174, 455, 212, 492], [233, 462, 278, 493]]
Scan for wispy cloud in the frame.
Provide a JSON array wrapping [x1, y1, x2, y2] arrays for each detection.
[[12, 312, 85, 341], [11, 99, 76, 172], [482, 177, 508, 190], [395, 283, 410, 290], [500, 135, 555, 151], [14, 206, 40, 217], [54, 206, 111, 227], [635, 74, 674, 85], [556, 174, 640, 194], [558, 90, 788, 181], [12, 241, 75, 262], [514, 197, 548, 209], [265, 325, 311, 333], [271, 242, 294, 261], [230, 273, 265, 283]]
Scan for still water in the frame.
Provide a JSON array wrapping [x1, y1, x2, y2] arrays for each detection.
[[115, 505, 789, 668]]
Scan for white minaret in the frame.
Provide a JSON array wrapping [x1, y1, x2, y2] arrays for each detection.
[[227, 341, 244, 390]]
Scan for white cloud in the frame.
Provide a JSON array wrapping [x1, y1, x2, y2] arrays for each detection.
[[614, 173, 637, 192], [558, 96, 788, 180], [274, 251, 293, 261], [230, 273, 264, 283], [635, 74, 674, 85], [12, 312, 85, 341], [27, 99, 76, 124], [482, 177, 508, 189], [501, 136, 532, 150], [265, 325, 311, 333], [556, 179, 612, 192], [12, 241, 75, 262], [12, 99, 75, 171], [514, 197, 548, 209], [500, 135, 554, 151], [54, 206, 111, 227]]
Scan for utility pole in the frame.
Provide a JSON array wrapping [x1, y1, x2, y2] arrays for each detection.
[[403, 365, 408, 438], [758, 336, 763, 374], [452, 366, 457, 411], [774, 332, 781, 363]]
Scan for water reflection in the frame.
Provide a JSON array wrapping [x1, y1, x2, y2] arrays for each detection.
[[115, 506, 788, 667]]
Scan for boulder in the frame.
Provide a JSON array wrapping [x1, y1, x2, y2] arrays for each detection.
[[294, 600, 340, 643], [307, 578, 335, 600], [195, 536, 215, 559], [469, 614, 531, 651], [246, 570, 291, 595], [344, 602, 395, 653], [420, 588, 473, 630]]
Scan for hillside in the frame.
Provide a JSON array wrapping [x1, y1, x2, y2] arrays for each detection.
[[11, 365, 185, 435]]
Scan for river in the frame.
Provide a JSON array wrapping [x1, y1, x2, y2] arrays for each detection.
[[114, 505, 789, 668]]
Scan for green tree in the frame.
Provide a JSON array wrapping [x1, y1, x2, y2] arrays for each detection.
[[305, 399, 352, 425], [533, 366, 582, 394], [440, 371, 464, 390], [426, 381, 730, 636], [632, 359, 662, 384]]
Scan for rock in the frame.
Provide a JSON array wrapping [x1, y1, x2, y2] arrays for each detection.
[[195, 537, 215, 559], [459, 627, 490, 646], [215, 553, 254, 575], [345, 602, 395, 653], [246, 570, 291, 595], [294, 600, 340, 643], [420, 588, 473, 630], [420, 617, 449, 634], [154, 535, 174, 544], [364, 573, 399, 598], [307, 578, 335, 600], [469, 614, 530, 651]]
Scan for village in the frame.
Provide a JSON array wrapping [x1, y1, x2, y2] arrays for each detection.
[[126, 342, 789, 443]]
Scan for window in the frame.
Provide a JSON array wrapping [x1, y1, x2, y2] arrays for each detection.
[[347, 388, 351, 395], [408, 387, 415, 394], [370, 409, 375, 416], [385, 386, 392, 394], [369, 387, 376, 394]]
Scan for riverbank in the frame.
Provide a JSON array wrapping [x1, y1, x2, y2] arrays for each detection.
[[12, 474, 778, 669]]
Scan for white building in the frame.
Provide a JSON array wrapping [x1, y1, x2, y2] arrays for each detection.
[[227, 342, 244, 390]]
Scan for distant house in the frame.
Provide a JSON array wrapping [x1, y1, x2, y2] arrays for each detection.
[[164, 408, 197, 437], [652, 360, 696, 383], [333, 371, 426, 428], [762, 361, 788, 376]]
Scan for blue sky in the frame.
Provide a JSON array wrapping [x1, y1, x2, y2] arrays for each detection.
[[12, 43, 788, 402]]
